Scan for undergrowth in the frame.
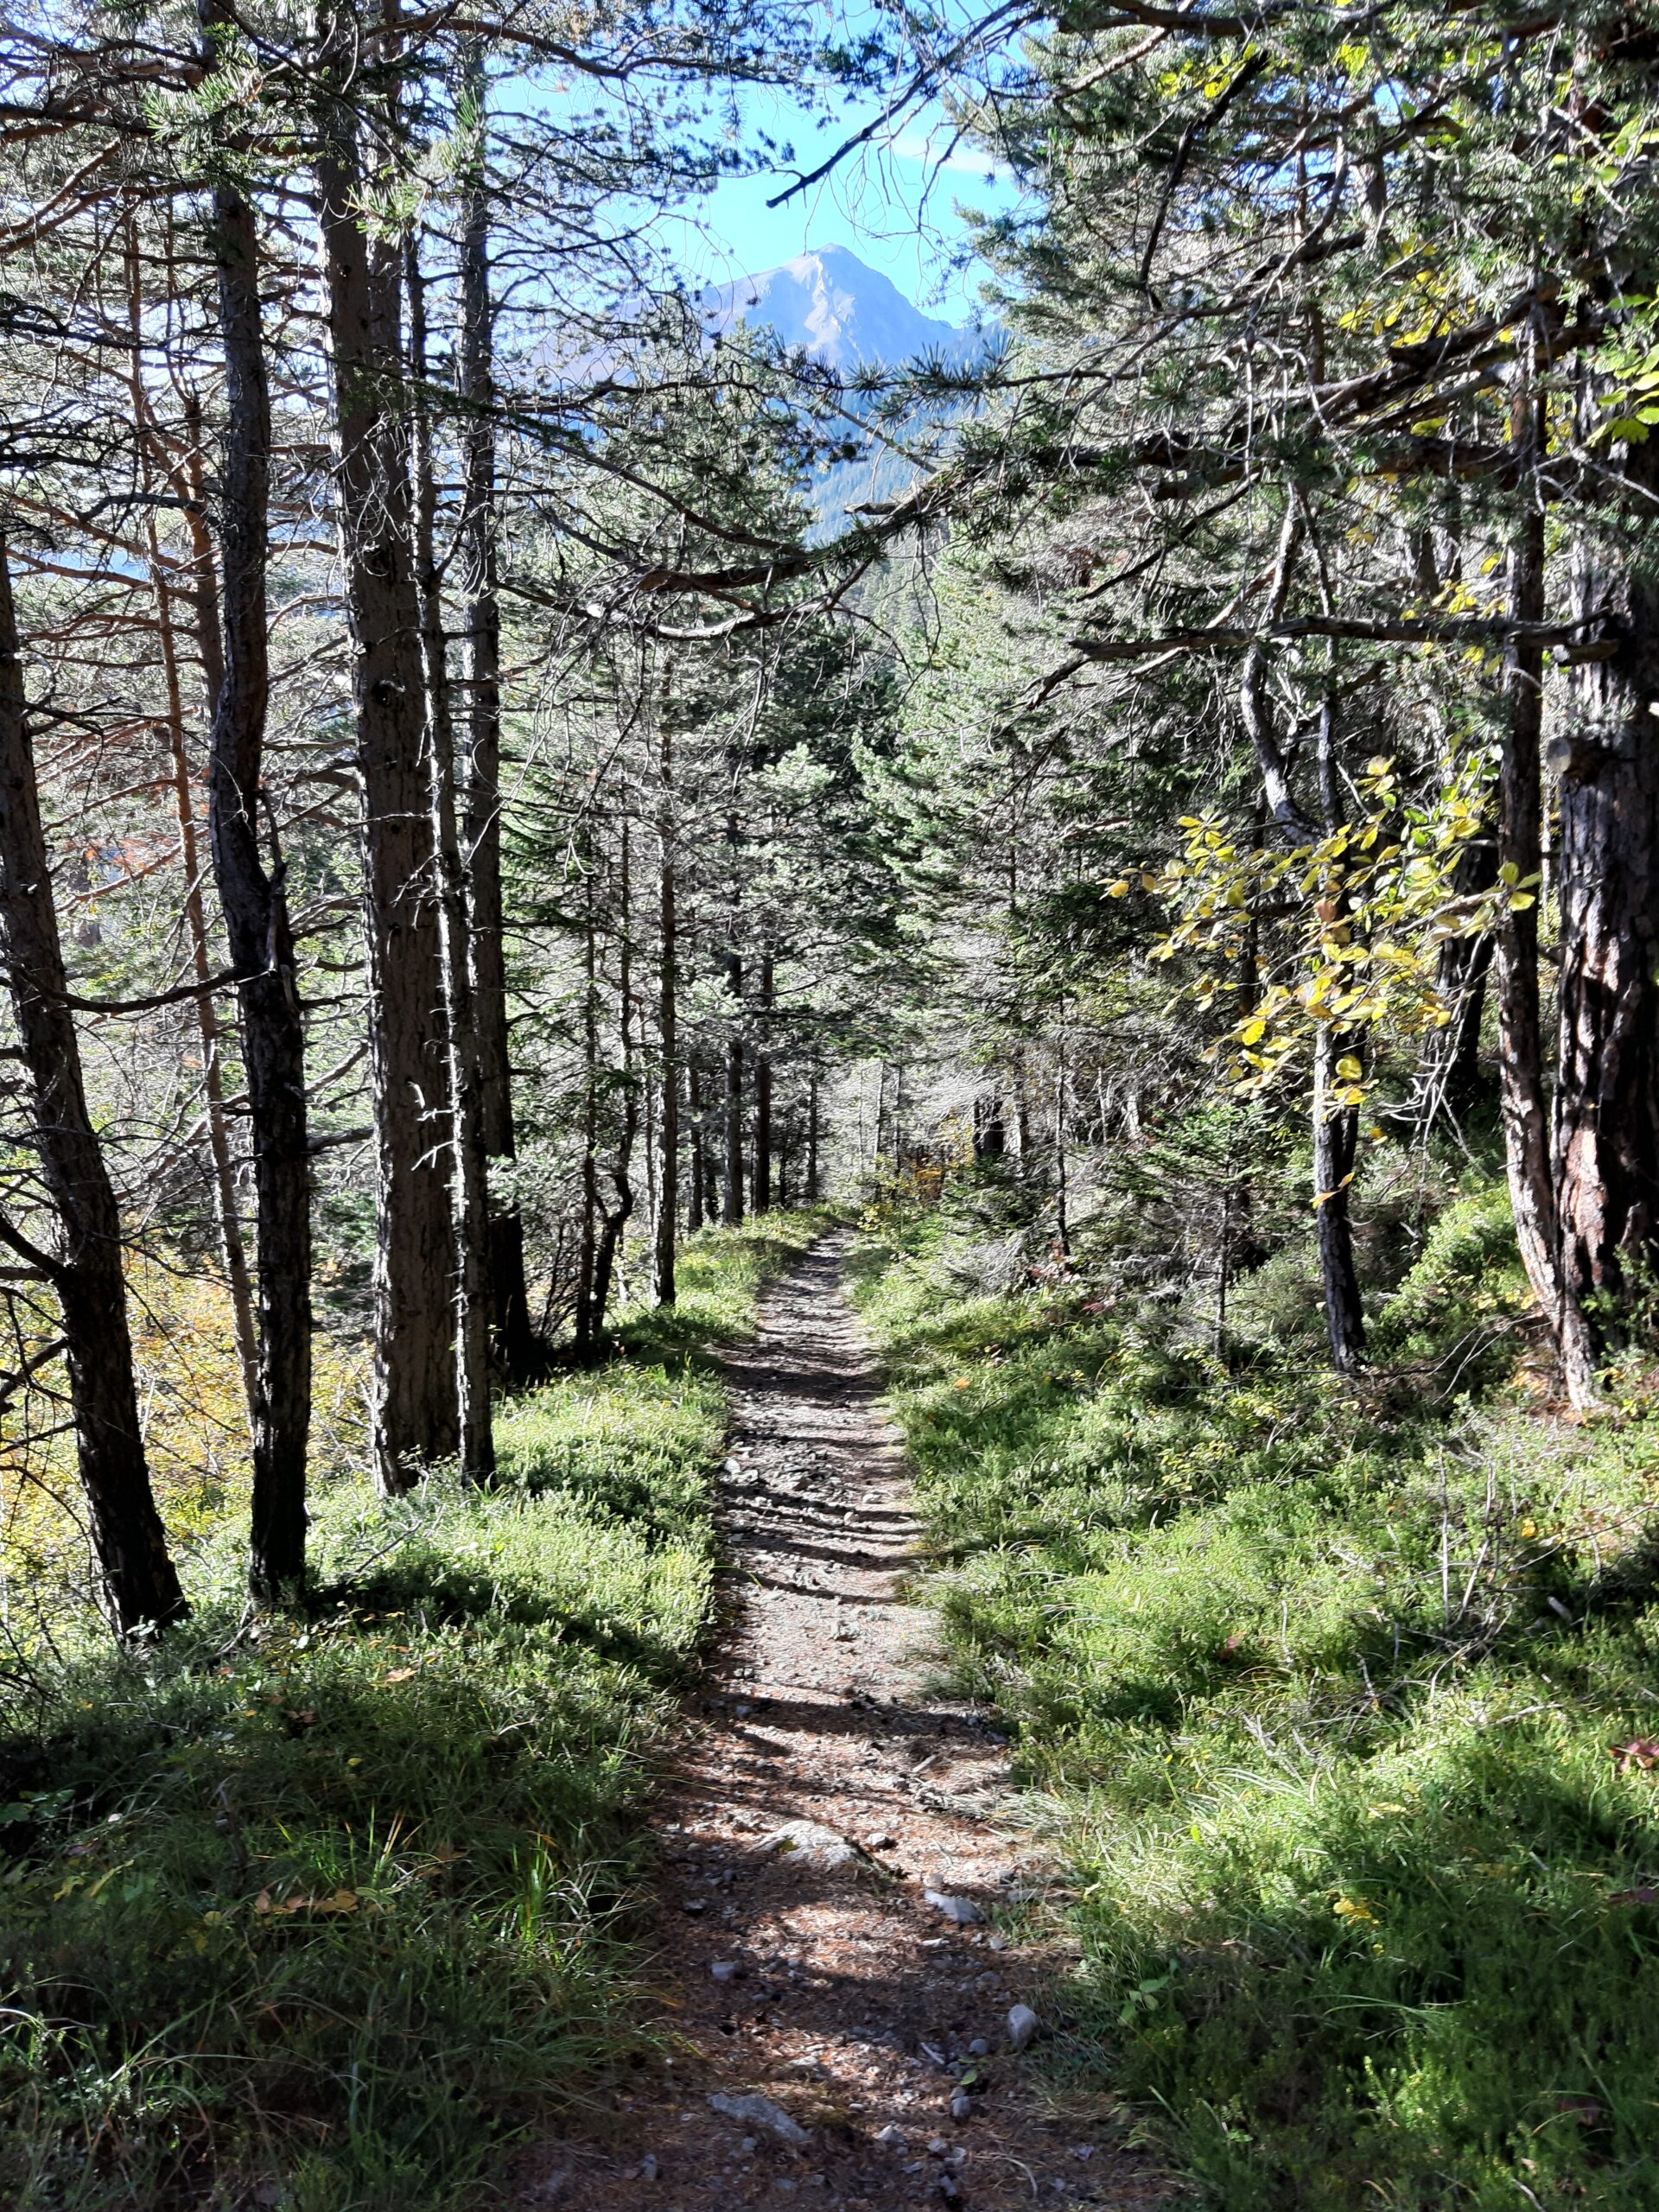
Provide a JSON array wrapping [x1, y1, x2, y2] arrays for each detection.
[[0, 1213, 828, 2212], [853, 1179, 1659, 2210]]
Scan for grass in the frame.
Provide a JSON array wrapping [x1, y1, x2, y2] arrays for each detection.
[[851, 1180, 1659, 2210], [0, 1212, 830, 2212]]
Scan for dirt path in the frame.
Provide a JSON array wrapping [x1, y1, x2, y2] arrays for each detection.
[[530, 1238, 1168, 2211]]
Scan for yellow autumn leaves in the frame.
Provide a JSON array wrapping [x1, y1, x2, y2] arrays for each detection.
[[1125, 753, 1529, 1108], [253, 1887, 360, 1917]]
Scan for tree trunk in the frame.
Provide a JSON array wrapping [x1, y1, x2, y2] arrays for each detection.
[[407, 232, 493, 1480], [974, 1093, 1006, 1160], [1313, 1033, 1366, 1375], [1240, 505, 1317, 842], [752, 950, 772, 1212], [592, 820, 636, 1328], [688, 1060, 707, 1232], [0, 537, 186, 1637], [1053, 1046, 1070, 1257], [723, 953, 744, 1225], [125, 237, 258, 1436], [456, 51, 536, 1382], [143, 520, 258, 1433], [806, 1065, 819, 1200], [181, 392, 226, 708], [315, 22, 458, 1491], [1493, 362, 1599, 1405], [652, 714, 677, 1306], [196, 73, 313, 1591], [575, 842, 600, 1352], [1310, 691, 1366, 1373], [1499, 498, 1583, 1382], [1554, 420, 1659, 1388], [1428, 909, 1496, 1125]]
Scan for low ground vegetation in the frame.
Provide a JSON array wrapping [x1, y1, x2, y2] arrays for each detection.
[[0, 1217, 827, 2212], [853, 1168, 1659, 2210]]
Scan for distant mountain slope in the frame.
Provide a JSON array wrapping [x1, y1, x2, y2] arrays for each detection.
[[697, 245, 984, 373]]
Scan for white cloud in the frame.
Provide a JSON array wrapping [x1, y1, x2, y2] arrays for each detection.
[[886, 130, 1012, 183]]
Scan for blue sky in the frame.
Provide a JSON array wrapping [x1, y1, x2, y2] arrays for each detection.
[[502, 6, 1026, 327], [660, 47, 1020, 323]]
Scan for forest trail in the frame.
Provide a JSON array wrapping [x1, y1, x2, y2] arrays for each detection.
[[539, 1237, 1169, 2212]]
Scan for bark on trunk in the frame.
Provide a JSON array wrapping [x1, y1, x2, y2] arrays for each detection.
[[973, 1093, 1007, 1161], [575, 846, 600, 1352], [143, 516, 258, 1432], [0, 537, 186, 1637], [407, 233, 493, 1479], [806, 1065, 819, 1200], [752, 950, 772, 1213], [315, 21, 458, 1490], [1053, 1047, 1070, 1257], [1498, 498, 1589, 1394], [1313, 1033, 1365, 1375], [652, 715, 677, 1306], [1313, 691, 1365, 1374], [723, 954, 744, 1225], [196, 85, 314, 1591], [1240, 505, 1318, 843], [592, 822, 637, 1329], [456, 53, 536, 1382], [688, 1060, 707, 1232], [1555, 423, 1659, 1384], [1429, 913, 1496, 1123], [1492, 359, 1599, 1405], [181, 393, 226, 709], [132, 319, 257, 1433]]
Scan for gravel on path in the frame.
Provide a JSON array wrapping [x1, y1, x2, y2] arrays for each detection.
[[518, 1236, 1171, 2212]]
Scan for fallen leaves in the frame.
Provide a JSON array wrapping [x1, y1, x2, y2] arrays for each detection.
[[253, 1887, 359, 1916], [1610, 1738, 1659, 1775]]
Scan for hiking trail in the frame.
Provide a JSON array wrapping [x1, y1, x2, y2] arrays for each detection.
[[527, 1236, 1169, 2211]]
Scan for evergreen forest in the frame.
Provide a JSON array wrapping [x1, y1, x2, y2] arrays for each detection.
[[3, 2, 1659, 2205]]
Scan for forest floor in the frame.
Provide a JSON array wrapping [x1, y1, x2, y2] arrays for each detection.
[[522, 1236, 1171, 2212]]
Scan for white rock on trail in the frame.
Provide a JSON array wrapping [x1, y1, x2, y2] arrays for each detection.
[[924, 1889, 982, 1925], [707, 2091, 811, 2145], [763, 1817, 862, 1868], [1007, 2003, 1040, 2051]]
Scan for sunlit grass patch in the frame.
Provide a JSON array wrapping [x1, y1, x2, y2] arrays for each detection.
[[0, 1216, 825, 2211], [614, 1207, 840, 1356], [0, 1488, 670, 2210], [855, 1188, 1659, 2210]]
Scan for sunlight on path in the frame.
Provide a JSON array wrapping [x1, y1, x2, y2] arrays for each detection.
[[525, 1236, 1170, 2210]]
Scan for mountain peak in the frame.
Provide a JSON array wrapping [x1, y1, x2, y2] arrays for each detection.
[[698, 246, 976, 373]]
